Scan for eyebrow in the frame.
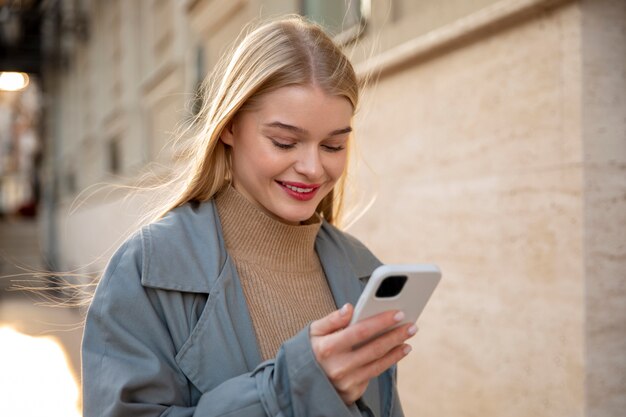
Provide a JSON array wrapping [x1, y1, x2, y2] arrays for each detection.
[[263, 121, 352, 137]]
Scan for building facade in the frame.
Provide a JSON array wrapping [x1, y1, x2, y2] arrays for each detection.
[[41, 0, 625, 416]]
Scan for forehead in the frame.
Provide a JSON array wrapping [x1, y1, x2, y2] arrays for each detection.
[[252, 85, 353, 129]]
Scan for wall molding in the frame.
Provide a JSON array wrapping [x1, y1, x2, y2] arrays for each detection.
[[355, 0, 574, 79]]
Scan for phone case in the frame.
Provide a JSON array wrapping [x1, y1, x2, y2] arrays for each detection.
[[350, 264, 441, 327]]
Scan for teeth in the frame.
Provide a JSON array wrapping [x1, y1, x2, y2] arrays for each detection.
[[283, 183, 314, 193]]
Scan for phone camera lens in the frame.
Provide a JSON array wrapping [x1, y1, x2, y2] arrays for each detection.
[[375, 275, 408, 298]]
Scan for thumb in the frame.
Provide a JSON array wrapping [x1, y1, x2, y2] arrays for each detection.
[[310, 303, 353, 337]]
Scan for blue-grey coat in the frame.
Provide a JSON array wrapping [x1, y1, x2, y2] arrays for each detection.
[[82, 199, 405, 417]]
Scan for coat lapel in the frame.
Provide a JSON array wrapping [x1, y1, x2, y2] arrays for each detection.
[[170, 201, 262, 392], [315, 227, 367, 310]]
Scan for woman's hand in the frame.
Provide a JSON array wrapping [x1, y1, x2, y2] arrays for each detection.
[[310, 304, 417, 405]]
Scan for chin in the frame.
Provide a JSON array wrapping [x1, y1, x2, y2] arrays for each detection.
[[276, 207, 317, 225]]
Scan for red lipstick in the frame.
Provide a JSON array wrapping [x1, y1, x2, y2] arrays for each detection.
[[276, 180, 321, 201]]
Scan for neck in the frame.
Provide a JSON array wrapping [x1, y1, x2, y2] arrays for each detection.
[[215, 185, 322, 271]]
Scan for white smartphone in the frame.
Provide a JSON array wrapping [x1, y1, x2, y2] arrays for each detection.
[[349, 264, 442, 332]]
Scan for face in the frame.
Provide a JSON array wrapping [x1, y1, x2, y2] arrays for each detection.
[[220, 85, 353, 225]]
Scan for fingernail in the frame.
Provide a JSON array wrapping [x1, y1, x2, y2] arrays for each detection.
[[408, 325, 418, 336], [339, 304, 349, 316], [394, 311, 405, 322], [403, 345, 412, 355]]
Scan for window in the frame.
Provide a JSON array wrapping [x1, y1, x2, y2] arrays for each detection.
[[107, 138, 121, 174], [191, 44, 205, 117], [301, 0, 369, 44]]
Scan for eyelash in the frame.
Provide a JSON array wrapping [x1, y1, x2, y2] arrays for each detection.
[[323, 145, 345, 153], [270, 140, 294, 150], [270, 139, 345, 153]]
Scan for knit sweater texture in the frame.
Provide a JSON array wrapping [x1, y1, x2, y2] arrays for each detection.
[[215, 186, 338, 360]]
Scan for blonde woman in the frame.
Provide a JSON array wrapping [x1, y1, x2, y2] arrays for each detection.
[[82, 15, 416, 417]]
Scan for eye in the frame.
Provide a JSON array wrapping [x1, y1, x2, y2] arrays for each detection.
[[269, 138, 295, 150], [322, 144, 345, 153]]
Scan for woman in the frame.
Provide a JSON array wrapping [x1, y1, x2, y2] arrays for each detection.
[[82, 15, 416, 417]]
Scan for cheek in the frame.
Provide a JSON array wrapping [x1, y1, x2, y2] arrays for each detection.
[[324, 154, 348, 181], [241, 142, 293, 178]]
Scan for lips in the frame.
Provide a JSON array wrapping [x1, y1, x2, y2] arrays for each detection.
[[276, 180, 321, 201]]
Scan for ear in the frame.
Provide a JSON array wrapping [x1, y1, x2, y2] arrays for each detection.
[[220, 120, 235, 147]]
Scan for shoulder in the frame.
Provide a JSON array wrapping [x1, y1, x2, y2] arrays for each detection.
[[143, 200, 218, 249], [317, 221, 382, 279], [101, 200, 225, 294]]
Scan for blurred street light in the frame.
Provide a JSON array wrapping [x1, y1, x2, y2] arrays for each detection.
[[0, 326, 81, 417], [0, 71, 29, 91]]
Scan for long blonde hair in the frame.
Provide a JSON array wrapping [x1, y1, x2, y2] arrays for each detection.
[[158, 15, 359, 225]]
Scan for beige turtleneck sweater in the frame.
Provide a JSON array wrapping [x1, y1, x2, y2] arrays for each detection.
[[215, 186, 338, 360]]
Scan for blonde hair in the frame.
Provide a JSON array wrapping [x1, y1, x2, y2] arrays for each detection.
[[158, 15, 359, 225]]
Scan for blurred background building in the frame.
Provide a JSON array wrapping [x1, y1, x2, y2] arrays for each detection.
[[0, 0, 624, 416]]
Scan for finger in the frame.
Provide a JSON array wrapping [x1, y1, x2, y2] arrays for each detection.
[[331, 309, 405, 350], [331, 323, 415, 375], [349, 323, 416, 368], [310, 303, 353, 337], [353, 343, 411, 383]]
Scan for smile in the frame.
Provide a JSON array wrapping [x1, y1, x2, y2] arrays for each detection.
[[285, 184, 313, 193], [276, 181, 321, 201]]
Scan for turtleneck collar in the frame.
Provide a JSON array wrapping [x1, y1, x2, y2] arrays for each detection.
[[215, 185, 322, 272]]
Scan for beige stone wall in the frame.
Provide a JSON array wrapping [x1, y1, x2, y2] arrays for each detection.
[[348, 0, 625, 416], [350, 2, 587, 416], [581, 0, 626, 415], [347, 0, 502, 64]]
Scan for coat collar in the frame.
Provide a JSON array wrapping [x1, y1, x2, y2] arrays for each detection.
[[140, 200, 226, 293], [140, 199, 381, 300]]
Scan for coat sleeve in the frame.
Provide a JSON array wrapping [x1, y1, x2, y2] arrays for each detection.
[[81, 234, 366, 417], [388, 367, 405, 417]]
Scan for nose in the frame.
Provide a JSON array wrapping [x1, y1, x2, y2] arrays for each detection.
[[294, 145, 324, 179]]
